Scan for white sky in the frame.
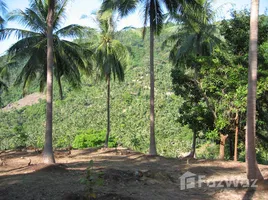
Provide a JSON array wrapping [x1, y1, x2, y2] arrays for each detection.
[[0, 0, 267, 55]]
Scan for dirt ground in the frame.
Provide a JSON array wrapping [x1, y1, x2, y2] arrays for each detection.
[[1, 148, 268, 200], [2, 92, 45, 111]]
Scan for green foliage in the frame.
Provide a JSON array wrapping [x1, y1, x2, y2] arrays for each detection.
[[170, 9, 268, 161], [0, 26, 191, 156], [4, 6, 268, 162], [237, 140, 268, 165], [0, 0, 91, 98], [72, 129, 117, 149], [13, 124, 27, 148], [205, 130, 218, 140], [101, 0, 186, 36], [80, 160, 104, 199], [196, 142, 219, 159]]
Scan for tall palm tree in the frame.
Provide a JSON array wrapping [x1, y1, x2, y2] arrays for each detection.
[[246, 0, 263, 180], [101, 0, 198, 155], [44, 0, 55, 164], [0, 0, 91, 163], [93, 11, 128, 148]]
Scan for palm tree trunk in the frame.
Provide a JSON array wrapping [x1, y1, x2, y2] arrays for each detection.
[[149, 17, 157, 156], [43, 0, 55, 164], [105, 75, 111, 148], [234, 112, 239, 161], [246, 0, 263, 180], [58, 77, 63, 100]]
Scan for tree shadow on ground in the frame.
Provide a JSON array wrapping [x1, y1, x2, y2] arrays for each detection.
[[0, 150, 41, 160], [240, 179, 268, 200], [242, 188, 256, 200], [68, 147, 101, 158], [0, 149, 267, 200]]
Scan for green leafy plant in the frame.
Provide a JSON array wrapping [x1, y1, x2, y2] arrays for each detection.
[[72, 129, 117, 149], [80, 160, 104, 199], [196, 142, 219, 159]]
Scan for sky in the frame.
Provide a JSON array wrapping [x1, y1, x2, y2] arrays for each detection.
[[0, 0, 268, 55]]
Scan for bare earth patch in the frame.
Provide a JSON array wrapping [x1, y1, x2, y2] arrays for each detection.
[[0, 148, 268, 200], [2, 92, 45, 111]]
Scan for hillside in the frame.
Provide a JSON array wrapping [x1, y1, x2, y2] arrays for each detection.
[[0, 27, 193, 157]]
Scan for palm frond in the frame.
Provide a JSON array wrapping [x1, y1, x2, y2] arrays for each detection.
[[165, 0, 224, 66], [152, 0, 164, 35], [0, 28, 39, 41], [54, 50, 81, 89], [3, 0, 92, 97], [29, 0, 47, 22], [161, 29, 184, 49], [54, 38, 94, 88], [53, 0, 69, 30], [8, 9, 46, 34], [0, 59, 17, 82], [55, 24, 86, 38], [141, 0, 150, 38], [7, 35, 45, 55], [0, 15, 5, 29], [14, 48, 45, 94], [0, 0, 7, 16], [101, 0, 139, 18], [163, 0, 180, 13]]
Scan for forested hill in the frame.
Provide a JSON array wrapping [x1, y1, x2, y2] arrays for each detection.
[[1, 10, 268, 164], [0, 26, 193, 157]]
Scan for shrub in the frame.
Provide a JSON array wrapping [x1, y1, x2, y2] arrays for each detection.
[[72, 129, 117, 149], [196, 142, 219, 159]]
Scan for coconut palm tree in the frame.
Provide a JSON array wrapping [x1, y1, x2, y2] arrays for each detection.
[[92, 11, 128, 148], [101, 0, 198, 155], [164, 0, 223, 65], [0, 0, 91, 98], [246, 0, 263, 180], [0, 0, 92, 163]]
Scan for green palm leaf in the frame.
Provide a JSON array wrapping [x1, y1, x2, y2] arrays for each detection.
[[164, 0, 224, 65], [1, 0, 91, 98]]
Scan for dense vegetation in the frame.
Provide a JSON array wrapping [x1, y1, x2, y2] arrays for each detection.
[[0, 0, 268, 168], [0, 25, 192, 157]]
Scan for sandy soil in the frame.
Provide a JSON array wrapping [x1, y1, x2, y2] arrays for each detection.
[[0, 148, 268, 200]]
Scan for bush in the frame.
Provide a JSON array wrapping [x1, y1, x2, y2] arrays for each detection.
[[72, 129, 117, 149], [238, 143, 268, 165], [196, 142, 219, 159]]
